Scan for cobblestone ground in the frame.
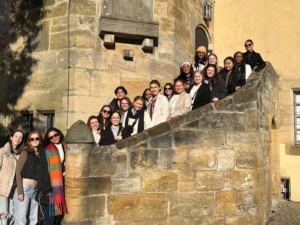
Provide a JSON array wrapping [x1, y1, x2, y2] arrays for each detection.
[[266, 201, 300, 225]]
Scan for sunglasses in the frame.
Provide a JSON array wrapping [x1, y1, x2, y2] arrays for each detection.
[[245, 44, 252, 47], [30, 137, 40, 141], [49, 133, 59, 140], [102, 110, 111, 114], [165, 88, 172, 90]]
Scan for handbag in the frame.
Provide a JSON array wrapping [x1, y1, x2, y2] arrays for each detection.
[[35, 189, 49, 205]]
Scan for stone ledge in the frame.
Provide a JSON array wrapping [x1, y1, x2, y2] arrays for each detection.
[[286, 145, 300, 155], [99, 16, 159, 41]]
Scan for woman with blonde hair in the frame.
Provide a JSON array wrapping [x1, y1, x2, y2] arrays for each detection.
[[15, 131, 43, 225]]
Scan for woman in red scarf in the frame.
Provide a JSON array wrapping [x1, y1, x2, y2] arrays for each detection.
[[37, 128, 68, 225]]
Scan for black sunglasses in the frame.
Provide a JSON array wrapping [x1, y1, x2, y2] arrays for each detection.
[[165, 88, 172, 90], [245, 44, 252, 47], [49, 133, 59, 140], [30, 137, 40, 141], [102, 110, 111, 114]]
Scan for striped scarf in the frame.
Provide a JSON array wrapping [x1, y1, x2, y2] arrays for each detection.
[[45, 143, 68, 216]]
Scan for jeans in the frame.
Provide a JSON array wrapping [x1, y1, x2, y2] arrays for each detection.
[[42, 205, 55, 225], [0, 186, 16, 225], [14, 183, 38, 225]]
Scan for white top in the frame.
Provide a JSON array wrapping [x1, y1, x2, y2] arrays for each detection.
[[169, 94, 180, 113], [55, 143, 64, 162], [245, 64, 252, 79], [189, 84, 201, 111], [92, 130, 101, 146]]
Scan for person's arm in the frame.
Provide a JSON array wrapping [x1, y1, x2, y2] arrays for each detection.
[[37, 150, 52, 195], [160, 95, 170, 121], [217, 78, 228, 100], [16, 150, 27, 200], [256, 53, 266, 71]]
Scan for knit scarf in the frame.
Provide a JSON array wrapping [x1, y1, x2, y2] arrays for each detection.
[[125, 106, 145, 133], [45, 143, 68, 216]]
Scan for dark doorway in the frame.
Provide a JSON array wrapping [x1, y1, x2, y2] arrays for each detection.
[[195, 27, 209, 53]]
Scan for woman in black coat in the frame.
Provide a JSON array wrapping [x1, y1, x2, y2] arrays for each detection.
[[187, 71, 211, 110], [219, 56, 246, 95], [243, 39, 266, 72], [99, 112, 130, 146], [203, 64, 228, 102]]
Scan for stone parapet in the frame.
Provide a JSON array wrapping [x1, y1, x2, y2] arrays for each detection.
[[63, 63, 279, 224]]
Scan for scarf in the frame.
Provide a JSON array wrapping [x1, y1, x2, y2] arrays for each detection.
[[125, 106, 145, 133], [148, 96, 158, 119], [45, 143, 68, 216]]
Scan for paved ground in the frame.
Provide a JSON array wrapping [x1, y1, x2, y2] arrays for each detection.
[[266, 201, 300, 225]]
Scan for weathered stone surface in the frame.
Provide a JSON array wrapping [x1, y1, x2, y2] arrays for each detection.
[[64, 197, 89, 221], [226, 131, 259, 147], [142, 171, 177, 192], [178, 181, 195, 191], [46, 2, 67, 19], [149, 133, 172, 148], [236, 149, 259, 169], [217, 149, 235, 169], [226, 216, 263, 225], [115, 220, 188, 225], [196, 171, 225, 191], [108, 194, 168, 220], [70, 0, 96, 15], [130, 149, 158, 170], [189, 149, 216, 169], [89, 177, 112, 195], [216, 191, 237, 213], [65, 178, 89, 196], [193, 217, 225, 225], [158, 149, 188, 170], [226, 171, 259, 190], [88, 196, 106, 218], [170, 193, 214, 217], [35, 20, 49, 52], [65, 120, 94, 143], [90, 147, 116, 176], [113, 176, 141, 193], [237, 191, 263, 214]]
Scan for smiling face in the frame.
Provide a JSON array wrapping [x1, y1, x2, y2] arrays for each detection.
[[133, 99, 144, 111], [245, 41, 253, 52], [144, 90, 152, 101], [110, 112, 121, 126], [116, 88, 126, 100], [175, 81, 184, 94], [206, 66, 216, 78], [48, 131, 60, 144], [197, 51, 205, 59], [10, 131, 23, 149], [182, 64, 191, 74], [90, 118, 100, 131], [208, 55, 217, 65], [224, 59, 234, 71], [120, 99, 130, 111], [164, 85, 172, 96], [234, 52, 243, 64], [194, 72, 203, 85], [29, 133, 40, 148], [150, 84, 160, 97], [101, 106, 111, 119]]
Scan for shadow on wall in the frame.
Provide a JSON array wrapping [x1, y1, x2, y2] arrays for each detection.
[[0, 0, 45, 145]]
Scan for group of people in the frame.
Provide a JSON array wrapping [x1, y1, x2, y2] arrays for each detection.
[[0, 128, 68, 225], [87, 39, 266, 146]]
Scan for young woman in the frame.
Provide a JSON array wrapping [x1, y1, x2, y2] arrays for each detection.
[[234, 51, 252, 79], [142, 88, 152, 109], [109, 86, 128, 111], [219, 56, 246, 95], [167, 79, 192, 121], [99, 112, 130, 146], [243, 39, 266, 71], [176, 62, 194, 90], [0, 130, 24, 225], [163, 83, 174, 101], [124, 96, 151, 135], [97, 105, 112, 131], [205, 53, 223, 74], [119, 97, 132, 126], [203, 64, 228, 102], [187, 71, 211, 110], [193, 46, 207, 71], [37, 128, 68, 225], [15, 131, 43, 225], [148, 80, 169, 127], [87, 116, 102, 146]]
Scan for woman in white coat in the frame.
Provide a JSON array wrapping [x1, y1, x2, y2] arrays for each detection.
[[167, 79, 192, 121], [148, 80, 170, 127]]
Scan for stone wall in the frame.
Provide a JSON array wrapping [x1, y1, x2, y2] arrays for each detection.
[[64, 63, 279, 225]]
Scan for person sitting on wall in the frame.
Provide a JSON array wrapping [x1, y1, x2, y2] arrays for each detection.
[[109, 86, 128, 111], [204, 53, 223, 74], [176, 62, 194, 91], [219, 56, 246, 95], [124, 96, 151, 136], [148, 80, 170, 127], [187, 70, 211, 110], [99, 111, 130, 146], [193, 46, 207, 71], [119, 97, 132, 127], [97, 105, 112, 131], [167, 79, 192, 121], [203, 64, 228, 102], [243, 39, 266, 72], [234, 51, 252, 80], [87, 116, 102, 146]]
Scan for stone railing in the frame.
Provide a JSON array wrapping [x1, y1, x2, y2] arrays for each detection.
[[63, 62, 279, 225]]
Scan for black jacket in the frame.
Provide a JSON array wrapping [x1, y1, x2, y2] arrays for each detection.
[[99, 125, 130, 146], [109, 98, 119, 111], [205, 77, 228, 101], [219, 69, 246, 95], [243, 51, 266, 71], [37, 150, 52, 195], [187, 83, 211, 110]]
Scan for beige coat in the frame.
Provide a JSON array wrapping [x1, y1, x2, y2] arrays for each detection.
[[0, 142, 18, 197], [169, 92, 192, 118], [149, 94, 169, 127]]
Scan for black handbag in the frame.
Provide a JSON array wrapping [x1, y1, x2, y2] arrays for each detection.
[[35, 189, 49, 205]]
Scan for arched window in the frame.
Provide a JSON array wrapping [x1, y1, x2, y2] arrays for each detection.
[[195, 27, 210, 53]]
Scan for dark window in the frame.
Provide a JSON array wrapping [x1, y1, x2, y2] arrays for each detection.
[[21, 113, 33, 134]]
